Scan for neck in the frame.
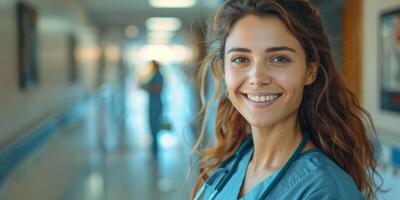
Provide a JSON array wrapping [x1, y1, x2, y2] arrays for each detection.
[[249, 115, 303, 173]]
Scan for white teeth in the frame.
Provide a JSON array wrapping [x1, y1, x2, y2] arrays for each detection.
[[247, 94, 281, 103]]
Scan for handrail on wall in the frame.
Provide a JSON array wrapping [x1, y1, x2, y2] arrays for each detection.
[[0, 97, 88, 185]]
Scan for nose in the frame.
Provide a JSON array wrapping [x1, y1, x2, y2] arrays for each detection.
[[248, 61, 271, 86]]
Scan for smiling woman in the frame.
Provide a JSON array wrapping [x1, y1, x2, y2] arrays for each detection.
[[224, 15, 316, 129], [192, 0, 379, 200]]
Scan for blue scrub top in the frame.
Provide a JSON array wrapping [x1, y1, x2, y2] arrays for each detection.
[[198, 148, 366, 200]]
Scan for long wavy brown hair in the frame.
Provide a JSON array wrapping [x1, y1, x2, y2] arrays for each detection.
[[191, 0, 379, 199]]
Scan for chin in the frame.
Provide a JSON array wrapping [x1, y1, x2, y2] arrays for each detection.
[[247, 118, 277, 129]]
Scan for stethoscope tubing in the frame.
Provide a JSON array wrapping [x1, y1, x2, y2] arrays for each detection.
[[195, 132, 309, 200], [258, 132, 309, 199]]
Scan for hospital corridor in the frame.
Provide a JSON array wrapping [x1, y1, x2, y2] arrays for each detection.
[[1, 81, 197, 199]]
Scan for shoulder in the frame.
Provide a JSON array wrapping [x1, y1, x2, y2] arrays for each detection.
[[270, 149, 366, 200]]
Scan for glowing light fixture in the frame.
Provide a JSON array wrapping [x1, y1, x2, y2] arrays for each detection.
[[149, 0, 196, 8], [125, 25, 139, 38], [135, 44, 191, 63], [147, 31, 175, 44], [146, 17, 182, 32], [148, 31, 174, 40]]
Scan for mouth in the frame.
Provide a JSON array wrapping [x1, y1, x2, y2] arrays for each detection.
[[243, 92, 283, 104]]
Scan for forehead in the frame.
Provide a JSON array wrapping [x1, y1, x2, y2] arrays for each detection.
[[225, 15, 304, 54]]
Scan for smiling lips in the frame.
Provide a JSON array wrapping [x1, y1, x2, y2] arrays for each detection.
[[245, 93, 283, 103]]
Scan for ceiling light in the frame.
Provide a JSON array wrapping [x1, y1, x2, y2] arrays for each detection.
[[149, 0, 196, 8], [146, 27, 177, 44], [125, 25, 139, 38], [148, 31, 174, 39], [146, 17, 182, 32], [147, 31, 175, 42]]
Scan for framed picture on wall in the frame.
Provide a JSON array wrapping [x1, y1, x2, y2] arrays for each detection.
[[67, 33, 78, 82], [16, 2, 39, 89], [379, 8, 400, 113]]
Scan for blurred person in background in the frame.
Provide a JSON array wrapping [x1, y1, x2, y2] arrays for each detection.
[[192, 0, 380, 199], [142, 60, 164, 157]]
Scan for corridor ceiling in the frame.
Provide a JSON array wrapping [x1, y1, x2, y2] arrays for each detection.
[[82, 0, 219, 30]]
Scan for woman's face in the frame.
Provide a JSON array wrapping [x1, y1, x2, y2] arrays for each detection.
[[224, 15, 316, 129]]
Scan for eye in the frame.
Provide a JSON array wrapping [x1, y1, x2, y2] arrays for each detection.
[[271, 55, 290, 64], [231, 56, 249, 65]]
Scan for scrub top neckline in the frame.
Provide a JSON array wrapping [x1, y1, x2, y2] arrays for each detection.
[[236, 149, 281, 200], [236, 148, 323, 199]]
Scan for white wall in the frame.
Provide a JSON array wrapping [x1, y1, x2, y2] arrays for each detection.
[[0, 0, 99, 144], [362, 0, 400, 136]]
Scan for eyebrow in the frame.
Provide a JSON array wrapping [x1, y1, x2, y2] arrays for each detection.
[[227, 46, 297, 54]]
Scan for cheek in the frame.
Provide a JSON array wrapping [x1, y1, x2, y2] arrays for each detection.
[[224, 69, 243, 93], [275, 69, 307, 97]]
